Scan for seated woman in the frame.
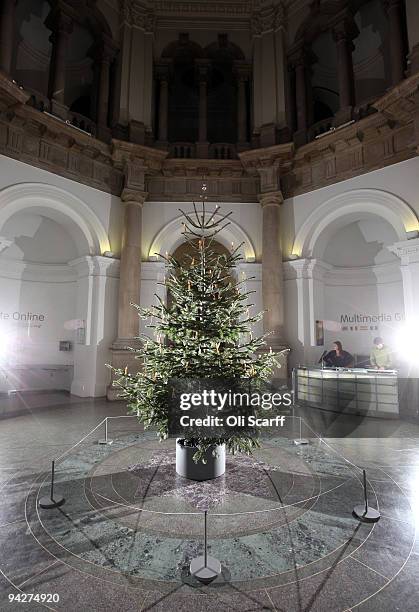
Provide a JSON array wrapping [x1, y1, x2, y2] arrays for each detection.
[[324, 341, 354, 368]]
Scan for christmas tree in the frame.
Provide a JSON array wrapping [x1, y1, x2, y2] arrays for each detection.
[[111, 185, 281, 462]]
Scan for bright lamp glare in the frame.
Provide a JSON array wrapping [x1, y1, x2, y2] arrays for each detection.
[[0, 330, 12, 362], [395, 321, 419, 363]]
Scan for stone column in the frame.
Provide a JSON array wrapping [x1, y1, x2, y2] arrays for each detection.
[[405, 0, 419, 73], [286, 63, 297, 136], [235, 62, 250, 150], [107, 162, 147, 400], [389, 238, 419, 323], [284, 258, 332, 368], [155, 62, 170, 146], [251, 5, 288, 147], [117, 194, 144, 340], [69, 256, 120, 398], [0, 0, 17, 76], [384, 0, 406, 85], [260, 191, 285, 347], [47, 8, 73, 118], [290, 46, 311, 146], [333, 19, 357, 125], [96, 40, 117, 142], [196, 59, 210, 158], [259, 188, 289, 378]]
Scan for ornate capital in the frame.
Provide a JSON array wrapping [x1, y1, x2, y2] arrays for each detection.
[[388, 238, 419, 264], [120, 0, 155, 32], [251, 2, 287, 35], [121, 188, 147, 206], [123, 159, 147, 193], [257, 164, 280, 194], [259, 191, 283, 208], [46, 5, 74, 38], [0, 237, 13, 253]]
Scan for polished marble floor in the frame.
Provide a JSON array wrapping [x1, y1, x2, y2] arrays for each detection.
[[0, 391, 419, 611]]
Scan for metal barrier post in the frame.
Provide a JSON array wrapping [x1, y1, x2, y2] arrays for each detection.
[[99, 417, 113, 445], [189, 510, 222, 583], [39, 460, 65, 509], [353, 469, 380, 523]]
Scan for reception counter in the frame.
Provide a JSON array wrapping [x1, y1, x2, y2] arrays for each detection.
[[294, 367, 399, 417]]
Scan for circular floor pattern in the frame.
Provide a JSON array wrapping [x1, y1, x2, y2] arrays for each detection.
[[18, 430, 416, 610]]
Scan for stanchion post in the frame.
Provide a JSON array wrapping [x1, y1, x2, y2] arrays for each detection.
[[363, 468, 368, 513], [294, 416, 309, 446], [39, 460, 65, 509], [99, 417, 113, 445], [189, 510, 222, 584], [353, 468, 380, 523], [204, 510, 208, 567], [50, 459, 55, 500]]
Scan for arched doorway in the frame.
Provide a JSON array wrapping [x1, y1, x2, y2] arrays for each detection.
[[286, 189, 419, 368], [318, 215, 404, 364], [0, 184, 115, 397], [167, 239, 234, 309], [0, 208, 86, 393]]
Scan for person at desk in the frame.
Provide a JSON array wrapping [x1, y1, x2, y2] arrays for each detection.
[[370, 337, 392, 370], [323, 341, 354, 368]]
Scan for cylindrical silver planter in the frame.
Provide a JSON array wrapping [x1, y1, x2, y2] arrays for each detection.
[[176, 440, 226, 481]]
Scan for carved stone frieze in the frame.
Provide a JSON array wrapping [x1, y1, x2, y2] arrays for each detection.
[[0, 65, 418, 202], [112, 139, 168, 175], [251, 2, 287, 35], [153, 0, 258, 16], [148, 158, 258, 201], [279, 109, 416, 197], [120, 0, 155, 31]]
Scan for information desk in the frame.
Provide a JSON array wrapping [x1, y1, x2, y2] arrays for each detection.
[[294, 367, 399, 417]]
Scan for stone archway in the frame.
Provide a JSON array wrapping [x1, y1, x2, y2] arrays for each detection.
[[148, 211, 256, 262], [0, 183, 116, 397], [292, 188, 419, 258]]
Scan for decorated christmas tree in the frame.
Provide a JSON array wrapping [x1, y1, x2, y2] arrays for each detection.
[[111, 185, 281, 462]]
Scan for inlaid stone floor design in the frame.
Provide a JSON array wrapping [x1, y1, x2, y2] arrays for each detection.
[[25, 431, 410, 598], [1, 394, 418, 611]]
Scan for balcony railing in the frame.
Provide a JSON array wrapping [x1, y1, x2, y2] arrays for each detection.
[[24, 88, 96, 137], [209, 143, 237, 159], [26, 88, 51, 113], [169, 142, 196, 158], [308, 117, 335, 141], [67, 111, 96, 137], [354, 98, 378, 121]]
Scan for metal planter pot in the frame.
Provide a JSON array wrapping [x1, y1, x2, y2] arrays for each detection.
[[176, 440, 226, 481]]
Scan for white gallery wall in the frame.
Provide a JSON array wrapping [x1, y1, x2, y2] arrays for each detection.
[[0, 156, 121, 396], [1, 151, 419, 393], [283, 157, 419, 369]]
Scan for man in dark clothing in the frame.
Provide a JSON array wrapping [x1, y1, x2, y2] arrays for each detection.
[[324, 341, 354, 368]]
